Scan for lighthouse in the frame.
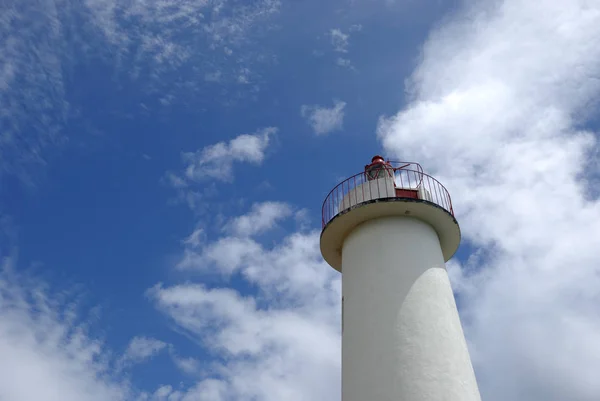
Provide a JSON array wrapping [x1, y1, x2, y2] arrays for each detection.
[[320, 156, 481, 401]]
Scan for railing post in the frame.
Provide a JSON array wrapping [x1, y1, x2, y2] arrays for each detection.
[[433, 178, 440, 206]]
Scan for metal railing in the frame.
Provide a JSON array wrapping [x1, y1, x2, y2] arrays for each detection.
[[321, 168, 454, 228]]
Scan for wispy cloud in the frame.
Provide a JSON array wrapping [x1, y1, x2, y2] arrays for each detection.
[[301, 101, 346, 135], [150, 282, 340, 401], [349, 24, 362, 33], [170, 353, 201, 376], [164, 128, 276, 214], [328, 25, 362, 69], [330, 29, 349, 53], [378, 1, 600, 400], [119, 336, 167, 366], [88, 0, 282, 90], [176, 202, 306, 274], [183, 127, 276, 183], [224, 201, 292, 237], [0, 0, 282, 185], [0, 262, 130, 401], [336, 57, 353, 68], [148, 203, 341, 399], [205, 71, 223, 83], [174, 202, 337, 297], [0, 1, 70, 184], [141, 380, 229, 401]]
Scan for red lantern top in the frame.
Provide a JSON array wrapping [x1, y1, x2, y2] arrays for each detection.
[[365, 155, 393, 180]]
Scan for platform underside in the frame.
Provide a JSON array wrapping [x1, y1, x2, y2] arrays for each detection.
[[320, 198, 461, 272]]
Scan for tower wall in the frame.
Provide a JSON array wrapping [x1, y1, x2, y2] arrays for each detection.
[[341, 216, 480, 401]]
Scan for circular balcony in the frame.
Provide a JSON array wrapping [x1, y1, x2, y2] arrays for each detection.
[[321, 163, 455, 228], [320, 160, 460, 270]]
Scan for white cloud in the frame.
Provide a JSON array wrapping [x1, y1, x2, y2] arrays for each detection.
[[0, 0, 282, 184], [202, 0, 281, 48], [0, 1, 68, 183], [330, 29, 349, 53], [148, 205, 341, 401], [177, 236, 262, 273], [181, 127, 276, 183], [165, 127, 277, 190], [225, 201, 292, 237], [176, 204, 334, 300], [165, 172, 188, 189], [377, 1, 600, 400], [0, 262, 130, 401], [141, 380, 229, 401], [87, 0, 281, 90], [184, 228, 205, 248], [204, 71, 222, 82], [167, 183, 219, 215], [149, 280, 340, 401], [120, 336, 167, 366], [328, 26, 362, 68], [237, 68, 252, 84], [301, 101, 346, 135], [336, 57, 350, 67], [176, 202, 311, 278], [170, 354, 201, 376]]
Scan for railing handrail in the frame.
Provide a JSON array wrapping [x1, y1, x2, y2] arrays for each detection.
[[321, 168, 454, 228], [385, 160, 424, 172]]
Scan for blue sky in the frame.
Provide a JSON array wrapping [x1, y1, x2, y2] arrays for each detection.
[[3, 1, 600, 400]]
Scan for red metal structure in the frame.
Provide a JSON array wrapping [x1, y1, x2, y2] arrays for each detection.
[[322, 156, 454, 228]]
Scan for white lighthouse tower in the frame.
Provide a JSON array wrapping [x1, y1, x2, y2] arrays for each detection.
[[320, 156, 481, 401]]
